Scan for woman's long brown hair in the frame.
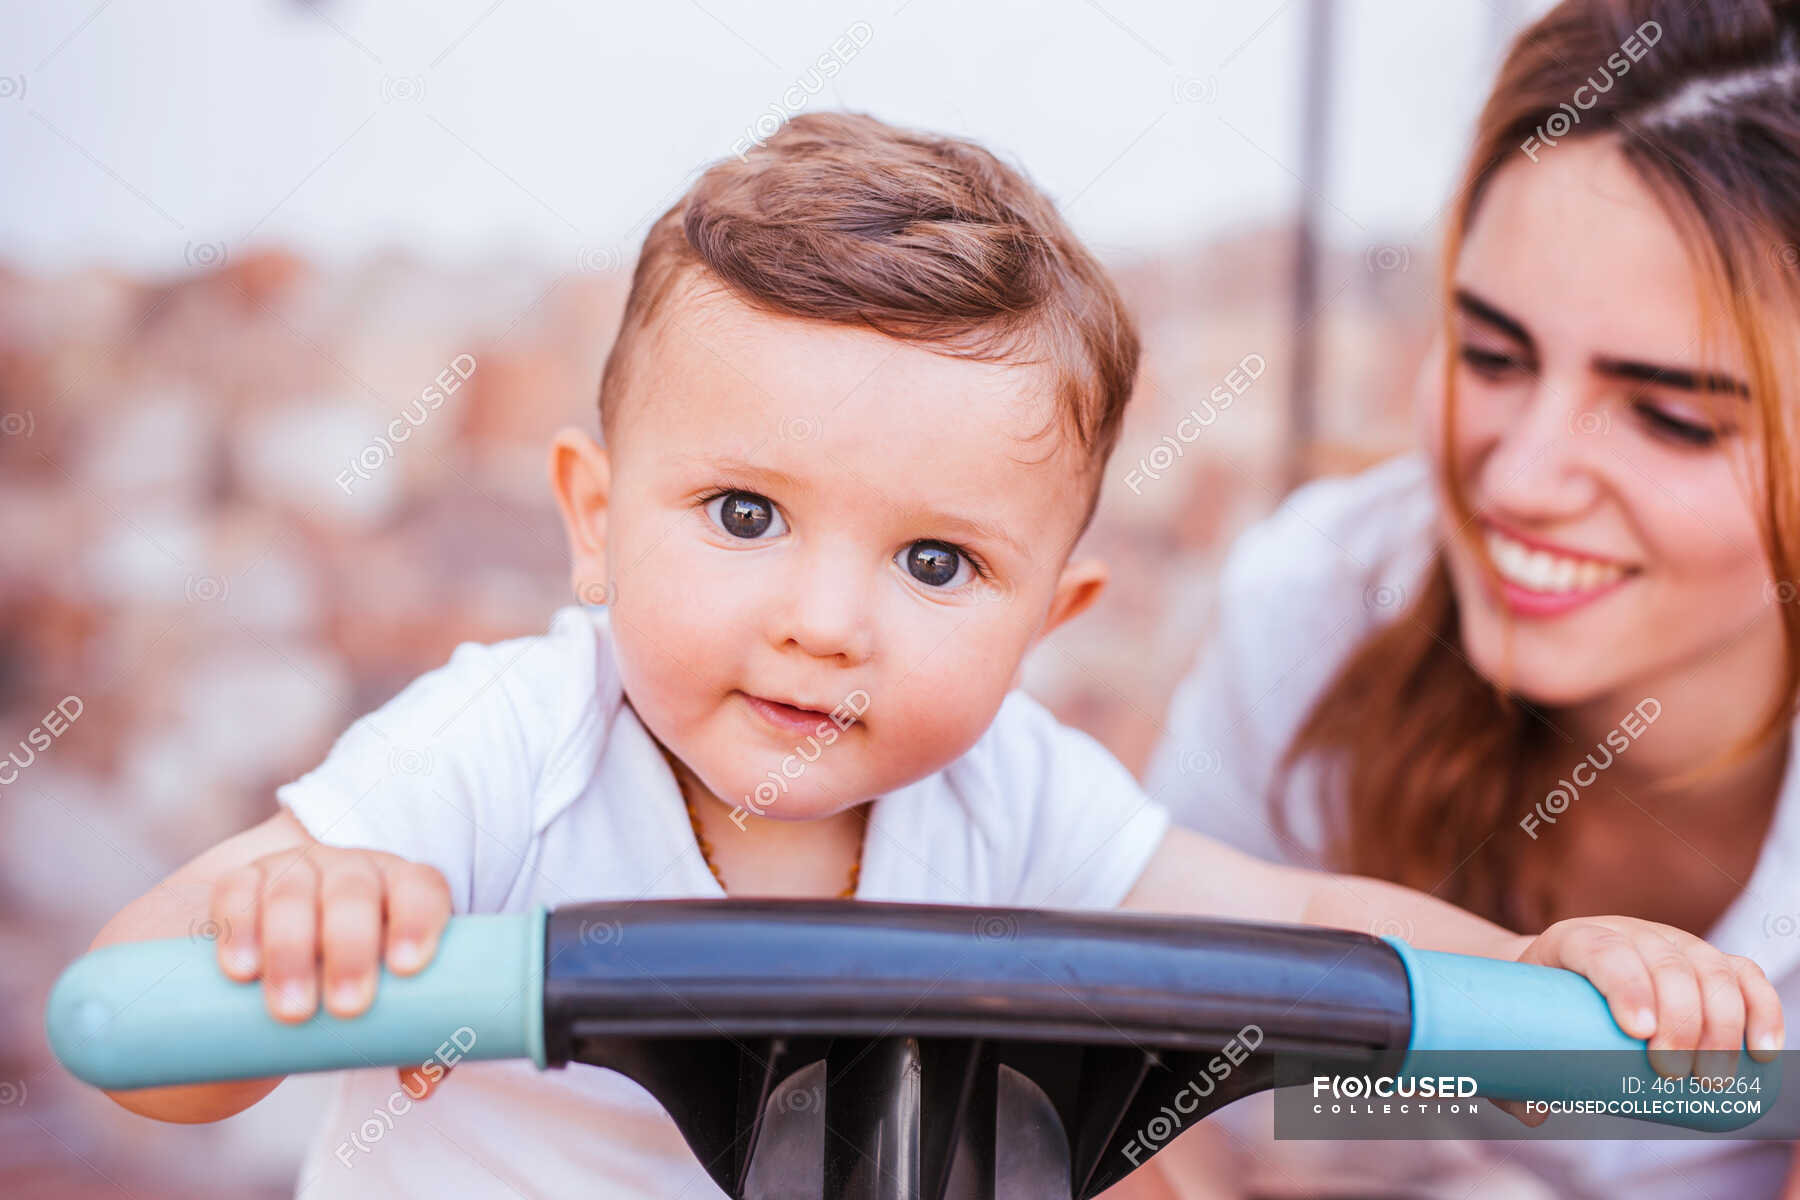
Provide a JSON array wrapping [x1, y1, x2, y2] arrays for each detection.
[[1282, 0, 1800, 931]]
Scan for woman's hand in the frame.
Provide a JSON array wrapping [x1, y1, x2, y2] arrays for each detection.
[[1127, 830, 1787, 1080], [1518, 916, 1784, 1078]]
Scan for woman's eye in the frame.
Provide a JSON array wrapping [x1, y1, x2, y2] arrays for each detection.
[[1632, 400, 1721, 448], [705, 490, 788, 539], [1458, 345, 1527, 378], [898, 540, 972, 589]]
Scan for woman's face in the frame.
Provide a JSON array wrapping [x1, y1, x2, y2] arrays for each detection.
[[1421, 137, 1782, 711]]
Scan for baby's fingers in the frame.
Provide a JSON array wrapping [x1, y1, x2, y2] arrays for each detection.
[[319, 854, 385, 1018], [397, 1060, 452, 1100], [211, 863, 264, 981], [380, 859, 452, 976], [259, 852, 322, 1023]]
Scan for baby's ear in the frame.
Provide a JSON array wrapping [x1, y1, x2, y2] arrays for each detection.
[[548, 427, 614, 605], [1036, 557, 1108, 644]]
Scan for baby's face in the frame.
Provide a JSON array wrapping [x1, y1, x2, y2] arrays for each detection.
[[553, 283, 1105, 820]]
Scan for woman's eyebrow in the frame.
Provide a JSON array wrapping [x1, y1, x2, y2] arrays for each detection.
[[1592, 356, 1749, 397], [1456, 286, 1749, 397], [1454, 287, 1534, 349]]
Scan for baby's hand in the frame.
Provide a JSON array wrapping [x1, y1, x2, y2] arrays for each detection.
[[208, 843, 455, 1094], [210, 843, 452, 1020], [1519, 916, 1784, 1077]]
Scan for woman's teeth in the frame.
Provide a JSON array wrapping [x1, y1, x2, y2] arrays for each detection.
[[1484, 529, 1627, 594]]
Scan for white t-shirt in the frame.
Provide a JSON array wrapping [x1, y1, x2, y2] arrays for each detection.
[[277, 604, 1170, 1199], [1147, 454, 1800, 1200]]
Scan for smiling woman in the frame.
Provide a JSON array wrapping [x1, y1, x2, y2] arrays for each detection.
[[1148, 0, 1800, 1196], [1313, 0, 1800, 936], [1424, 136, 1784, 725]]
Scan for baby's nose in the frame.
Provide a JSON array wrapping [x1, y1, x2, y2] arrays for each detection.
[[772, 566, 874, 664]]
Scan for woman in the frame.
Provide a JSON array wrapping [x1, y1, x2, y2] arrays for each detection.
[[1147, 0, 1800, 1196]]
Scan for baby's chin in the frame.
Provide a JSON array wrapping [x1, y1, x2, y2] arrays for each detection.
[[700, 762, 876, 823]]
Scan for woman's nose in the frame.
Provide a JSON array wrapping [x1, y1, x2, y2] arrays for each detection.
[[1474, 378, 1606, 517]]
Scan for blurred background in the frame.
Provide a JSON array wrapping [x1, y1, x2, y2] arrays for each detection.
[[1, 1, 1553, 1195]]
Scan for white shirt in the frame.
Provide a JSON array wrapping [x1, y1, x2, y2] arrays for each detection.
[[277, 604, 1170, 1198], [1146, 454, 1800, 1200]]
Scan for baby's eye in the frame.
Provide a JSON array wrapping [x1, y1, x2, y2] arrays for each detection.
[[898, 540, 973, 589], [706, 490, 788, 540]]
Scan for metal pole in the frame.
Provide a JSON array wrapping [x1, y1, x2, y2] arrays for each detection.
[[1285, 0, 1334, 491], [824, 1037, 924, 1199]]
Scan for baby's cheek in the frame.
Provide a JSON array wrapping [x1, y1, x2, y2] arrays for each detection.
[[609, 579, 736, 754], [615, 538, 736, 677], [872, 654, 1014, 782]]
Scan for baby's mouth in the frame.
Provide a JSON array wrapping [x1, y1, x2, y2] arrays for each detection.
[[738, 691, 840, 736]]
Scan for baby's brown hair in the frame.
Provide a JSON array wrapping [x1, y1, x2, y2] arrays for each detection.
[[597, 112, 1140, 533]]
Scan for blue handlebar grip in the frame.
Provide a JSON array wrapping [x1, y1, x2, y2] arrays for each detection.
[[1387, 939, 1779, 1130], [47, 909, 547, 1091]]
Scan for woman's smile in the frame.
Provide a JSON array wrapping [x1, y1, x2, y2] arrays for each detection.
[[1479, 519, 1638, 618]]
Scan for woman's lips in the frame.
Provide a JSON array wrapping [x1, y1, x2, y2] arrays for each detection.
[[1494, 576, 1632, 618], [1480, 522, 1638, 619], [740, 692, 836, 736]]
